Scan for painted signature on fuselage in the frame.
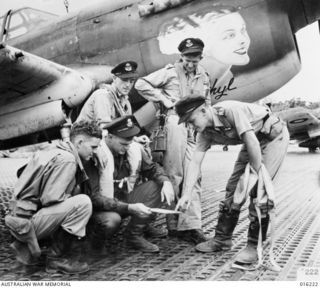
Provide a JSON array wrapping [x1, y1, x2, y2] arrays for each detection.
[[211, 77, 237, 100]]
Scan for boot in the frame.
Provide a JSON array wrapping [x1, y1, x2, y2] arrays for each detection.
[[175, 229, 207, 244], [145, 214, 168, 238], [10, 240, 41, 266], [166, 211, 179, 236], [125, 217, 159, 253], [196, 204, 240, 253], [235, 215, 270, 264], [87, 226, 109, 257], [46, 229, 89, 274], [145, 224, 168, 238]]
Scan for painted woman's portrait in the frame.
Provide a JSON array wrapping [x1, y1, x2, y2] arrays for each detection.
[[157, 5, 251, 101]]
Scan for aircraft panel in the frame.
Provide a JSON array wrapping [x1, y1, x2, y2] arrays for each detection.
[[9, 15, 80, 66], [139, 0, 301, 104]]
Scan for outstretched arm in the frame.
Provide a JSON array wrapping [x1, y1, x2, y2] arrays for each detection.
[[175, 150, 206, 211], [242, 130, 262, 172]]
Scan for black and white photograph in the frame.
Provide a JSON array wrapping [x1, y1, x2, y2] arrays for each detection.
[[0, 0, 319, 285]]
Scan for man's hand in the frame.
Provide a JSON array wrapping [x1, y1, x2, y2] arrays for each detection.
[[175, 193, 192, 212], [161, 181, 175, 206], [128, 203, 152, 216], [157, 93, 174, 109], [94, 145, 108, 169], [134, 135, 150, 145]]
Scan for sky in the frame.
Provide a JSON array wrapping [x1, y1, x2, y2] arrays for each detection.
[[1, 0, 320, 103]]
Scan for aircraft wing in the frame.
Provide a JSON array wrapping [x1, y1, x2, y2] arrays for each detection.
[[0, 43, 96, 141]]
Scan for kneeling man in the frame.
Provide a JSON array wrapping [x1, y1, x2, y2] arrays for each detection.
[[83, 115, 175, 253]]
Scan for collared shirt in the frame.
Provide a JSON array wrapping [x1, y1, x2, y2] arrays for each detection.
[[76, 84, 132, 126], [134, 61, 210, 105], [14, 142, 79, 207], [83, 143, 169, 214], [196, 101, 270, 152]]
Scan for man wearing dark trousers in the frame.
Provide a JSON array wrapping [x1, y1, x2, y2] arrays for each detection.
[[83, 115, 175, 253]]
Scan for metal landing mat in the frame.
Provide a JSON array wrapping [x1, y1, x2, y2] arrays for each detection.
[[0, 146, 319, 281]]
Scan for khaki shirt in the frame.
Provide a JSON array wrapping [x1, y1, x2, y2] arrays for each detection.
[[76, 84, 132, 126], [14, 144, 78, 207], [135, 61, 210, 105], [196, 101, 270, 152]]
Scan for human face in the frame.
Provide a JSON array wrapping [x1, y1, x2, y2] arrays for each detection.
[[77, 136, 100, 161], [113, 76, 135, 96], [109, 135, 132, 155], [181, 54, 202, 74], [207, 13, 250, 66], [187, 108, 209, 133]]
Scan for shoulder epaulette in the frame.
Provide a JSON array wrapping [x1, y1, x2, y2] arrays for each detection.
[[165, 63, 175, 69], [215, 106, 226, 116]]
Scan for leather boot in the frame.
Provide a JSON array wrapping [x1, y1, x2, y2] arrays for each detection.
[[125, 217, 159, 253], [196, 204, 240, 253], [46, 229, 89, 274], [166, 202, 179, 236], [145, 214, 168, 238], [235, 215, 270, 264], [10, 240, 41, 266], [87, 226, 109, 256], [145, 224, 168, 238]]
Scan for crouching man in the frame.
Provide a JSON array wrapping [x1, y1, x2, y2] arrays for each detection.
[[175, 96, 289, 265], [5, 121, 102, 274], [83, 115, 175, 253]]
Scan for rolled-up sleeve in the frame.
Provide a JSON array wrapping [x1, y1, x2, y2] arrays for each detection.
[[225, 107, 253, 138], [135, 68, 170, 102]]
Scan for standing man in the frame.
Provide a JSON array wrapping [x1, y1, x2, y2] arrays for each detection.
[[135, 38, 210, 244], [83, 115, 175, 253], [175, 96, 289, 264], [5, 121, 102, 274]]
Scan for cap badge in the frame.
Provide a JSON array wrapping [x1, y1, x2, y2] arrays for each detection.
[[125, 63, 132, 71], [126, 118, 133, 128], [186, 39, 193, 47]]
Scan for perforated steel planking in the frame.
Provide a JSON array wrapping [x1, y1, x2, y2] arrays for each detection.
[[0, 147, 319, 281]]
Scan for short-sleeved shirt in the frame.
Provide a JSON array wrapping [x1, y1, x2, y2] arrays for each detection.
[[196, 101, 270, 152], [76, 84, 132, 126], [135, 61, 210, 105]]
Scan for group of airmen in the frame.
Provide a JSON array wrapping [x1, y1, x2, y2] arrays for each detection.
[[4, 37, 289, 274]]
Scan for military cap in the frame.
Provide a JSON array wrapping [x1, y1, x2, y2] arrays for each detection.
[[178, 38, 204, 55], [111, 61, 139, 79], [104, 115, 141, 139], [175, 95, 206, 124]]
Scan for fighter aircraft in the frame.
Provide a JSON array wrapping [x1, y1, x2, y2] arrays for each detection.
[[277, 107, 320, 152], [0, 0, 320, 149]]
